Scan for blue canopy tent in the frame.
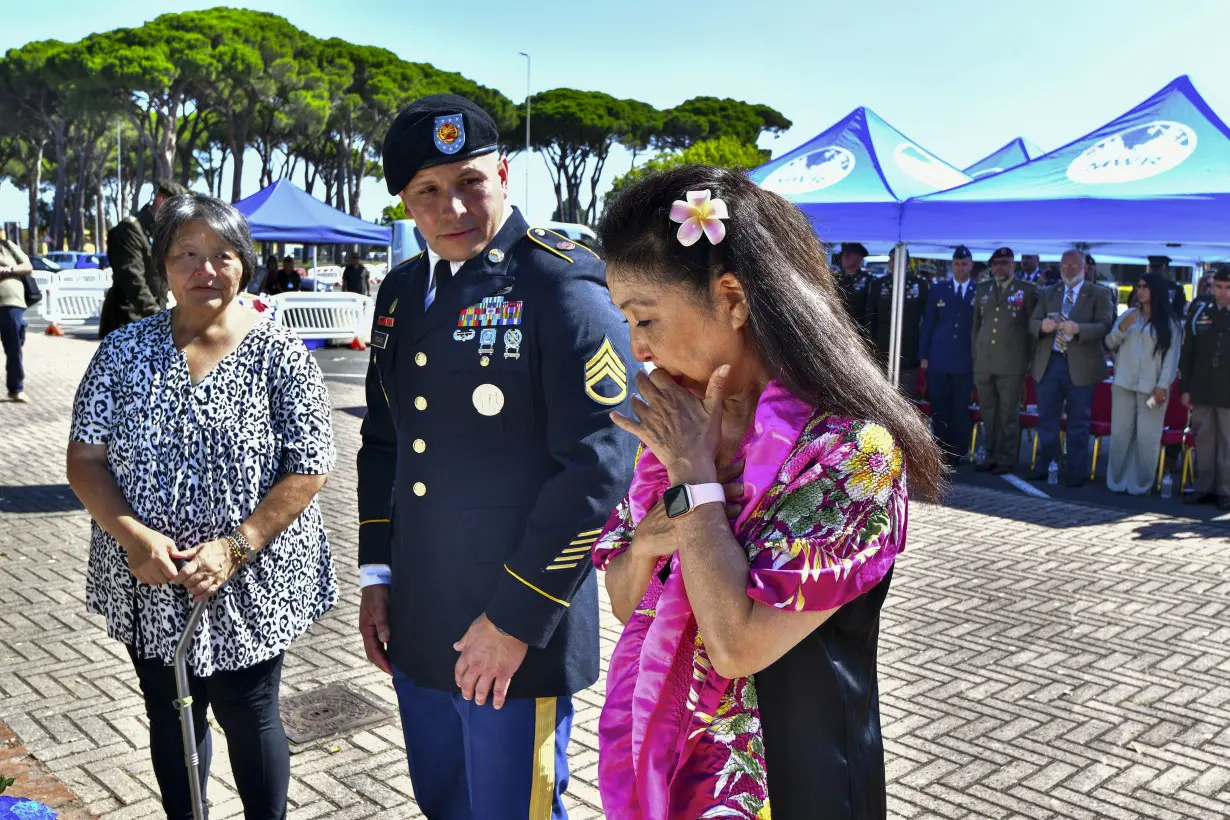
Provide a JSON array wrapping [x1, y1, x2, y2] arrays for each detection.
[[902, 76, 1230, 259], [748, 107, 971, 247], [234, 179, 392, 245], [964, 137, 1043, 178]]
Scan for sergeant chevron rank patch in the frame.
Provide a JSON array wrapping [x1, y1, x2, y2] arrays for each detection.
[[584, 336, 628, 406]]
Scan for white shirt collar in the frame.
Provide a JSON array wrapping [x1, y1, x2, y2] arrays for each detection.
[[1064, 279, 1084, 299], [425, 200, 512, 278]]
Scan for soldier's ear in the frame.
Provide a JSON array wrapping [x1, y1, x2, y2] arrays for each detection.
[[398, 190, 417, 222]]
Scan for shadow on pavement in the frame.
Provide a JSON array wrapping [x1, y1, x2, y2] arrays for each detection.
[[0, 484, 84, 514]]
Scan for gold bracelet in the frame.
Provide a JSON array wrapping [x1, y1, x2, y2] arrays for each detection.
[[225, 535, 249, 565]]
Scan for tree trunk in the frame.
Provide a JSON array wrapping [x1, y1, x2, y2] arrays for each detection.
[[95, 189, 105, 254], [131, 140, 146, 216], [230, 134, 246, 203], [51, 124, 69, 251], [26, 138, 44, 255], [304, 157, 317, 195], [154, 107, 177, 183]]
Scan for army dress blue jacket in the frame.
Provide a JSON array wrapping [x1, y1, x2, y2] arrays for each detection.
[[919, 279, 976, 374], [356, 208, 637, 697]]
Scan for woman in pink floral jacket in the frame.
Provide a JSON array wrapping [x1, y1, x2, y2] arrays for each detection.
[[592, 166, 945, 820]]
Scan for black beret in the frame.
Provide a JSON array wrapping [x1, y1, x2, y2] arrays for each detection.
[[1147, 255, 1171, 265], [990, 247, 1014, 261], [952, 245, 971, 260], [383, 94, 501, 195], [1214, 265, 1230, 283], [840, 242, 869, 257], [1085, 254, 1096, 265]]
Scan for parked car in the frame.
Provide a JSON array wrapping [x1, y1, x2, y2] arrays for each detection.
[[44, 251, 108, 269], [30, 255, 62, 272]]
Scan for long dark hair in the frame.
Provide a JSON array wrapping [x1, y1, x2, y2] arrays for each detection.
[[597, 165, 945, 502], [1140, 271, 1176, 358]]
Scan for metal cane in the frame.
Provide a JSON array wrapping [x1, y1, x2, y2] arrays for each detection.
[[172, 598, 210, 820]]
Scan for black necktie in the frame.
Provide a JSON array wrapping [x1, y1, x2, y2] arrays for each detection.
[[433, 258, 452, 294]]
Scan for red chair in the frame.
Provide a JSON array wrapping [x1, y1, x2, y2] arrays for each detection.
[[913, 368, 931, 416], [968, 388, 983, 462], [1020, 375, 1041, 470], [1157, 380, 1195, 492], [1088, 380, 1114, 481]]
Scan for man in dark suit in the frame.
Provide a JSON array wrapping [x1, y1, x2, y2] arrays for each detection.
[[920, 245, 976, 465], [356, 94, 636, 819], [99, 180, 188, 338], [1028, 249, 1116, 486]]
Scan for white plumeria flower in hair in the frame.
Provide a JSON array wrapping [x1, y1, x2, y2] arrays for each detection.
[[668, 189, 729, 247]]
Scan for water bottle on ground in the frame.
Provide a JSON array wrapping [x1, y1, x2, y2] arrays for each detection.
[[1161, 472, 1173, 499], [1047, 460, 1059, 486], [975, 445, 987, 466]]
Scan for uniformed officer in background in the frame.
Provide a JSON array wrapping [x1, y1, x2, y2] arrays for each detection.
[[971, 247, 1038, 474], [833, 241, 874, 333], [866, 246, 928, 394], [356, 94, 636, 819], [920, 245, 976, 465], [1179, 266, 1230, 510], [1146, 255, 1188, 316], [1019, 253, 1043, 284]]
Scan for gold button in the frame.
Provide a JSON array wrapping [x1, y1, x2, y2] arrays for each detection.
[[415, 396, 427, 411], [992, 340, 997, 345], [413, 439, 426, 453], [415, 352, 427, 366], [480, 356, 490, 367], [413, 482, 426, 496]]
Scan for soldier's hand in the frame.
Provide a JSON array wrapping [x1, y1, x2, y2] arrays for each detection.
[[919, 359, 928, 370], [1181, 392, 1192, 409], [454, 614, 528, 710], [124, 527, 180, 586], [1041, 318, 1058, 334], [359, 585, 393, 675]]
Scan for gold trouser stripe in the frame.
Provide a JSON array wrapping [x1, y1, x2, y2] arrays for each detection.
[[504, 565, 569, 607], [359, 518, 390, 526], [529, 697, 557, 820]]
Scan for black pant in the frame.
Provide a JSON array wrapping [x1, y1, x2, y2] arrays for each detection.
[[0, 306, 25, 394], [929, 370, 974, 461], [128, 647, 289, 820]]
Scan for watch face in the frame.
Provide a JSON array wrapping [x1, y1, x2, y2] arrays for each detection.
[[663, 485, 691, 519]]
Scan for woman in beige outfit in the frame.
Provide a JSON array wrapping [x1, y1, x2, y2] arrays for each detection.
[[1104, 272, 1181, 495]]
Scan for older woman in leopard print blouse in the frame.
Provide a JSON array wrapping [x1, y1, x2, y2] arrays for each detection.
[[67, 193, 336, 820]]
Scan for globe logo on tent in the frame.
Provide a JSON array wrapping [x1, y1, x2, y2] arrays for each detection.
[[1066, 121, 1197, 184], [760, 146, 855, 194], [893, 143, 970, 190]]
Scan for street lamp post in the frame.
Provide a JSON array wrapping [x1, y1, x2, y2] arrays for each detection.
[[518, 51, 531, 218]]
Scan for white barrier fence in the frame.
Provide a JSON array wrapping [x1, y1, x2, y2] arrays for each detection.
[[37, 271, 111, 326], [267, 292, 372, 342]]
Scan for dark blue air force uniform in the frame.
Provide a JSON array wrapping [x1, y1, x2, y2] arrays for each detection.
[[359, 93, 636, 820], [920, 278, 976, 461]]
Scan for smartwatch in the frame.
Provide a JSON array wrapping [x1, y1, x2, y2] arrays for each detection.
[[662, 483, 725, 519]]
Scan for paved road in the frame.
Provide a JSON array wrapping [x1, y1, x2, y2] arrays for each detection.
[[2, 331, 1229, 819]]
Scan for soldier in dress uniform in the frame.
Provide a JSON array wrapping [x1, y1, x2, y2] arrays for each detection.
[[833, 241, 874, 333], [1179, 267, 1230, 510], [866, 246, 928, 394], [1019, 253, 1043, 284], [356, 94, 636, 819], [1145, 255, 1188, 316], [920, 245, 976, 465], [971, 247, 1038, 474]]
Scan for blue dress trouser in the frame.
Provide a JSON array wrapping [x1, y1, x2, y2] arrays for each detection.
[[928, 370, 974, 460], [1036, 355, 1095, 481], [393, 667, 573, 820], [0, 306, 26, 394]]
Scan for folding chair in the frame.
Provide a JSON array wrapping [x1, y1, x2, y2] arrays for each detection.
[[1157, 381, 1195, 492], [1088, 380, 1114, 481]]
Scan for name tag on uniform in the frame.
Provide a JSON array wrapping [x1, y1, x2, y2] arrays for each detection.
[[372, 331, 389, 349], [937, 300, 946, 307]]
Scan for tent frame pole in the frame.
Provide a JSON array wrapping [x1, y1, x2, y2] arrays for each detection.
[[887, 241, 907, 388]]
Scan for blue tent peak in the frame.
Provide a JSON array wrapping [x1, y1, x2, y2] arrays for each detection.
[[234, 179, 392, 245]]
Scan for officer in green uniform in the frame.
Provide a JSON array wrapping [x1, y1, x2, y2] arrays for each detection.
[[833, 242, 874, 334], [355, 94, 636, 819], [866, 246, 928, 394], [1179, 267, 1230, 509], [971, 247, 1038, 474]]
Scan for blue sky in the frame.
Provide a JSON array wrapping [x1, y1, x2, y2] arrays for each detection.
[[3, 0, 1230, 231]]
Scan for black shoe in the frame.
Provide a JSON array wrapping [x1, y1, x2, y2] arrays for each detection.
[[1219, 496, 1230, 511], [974, 462, 995, 472], [1183, 491, 1212, 505], [1066, 477, 1086, 488], [1027, 471, 1049, 482], [991, 464, 1013, 475]]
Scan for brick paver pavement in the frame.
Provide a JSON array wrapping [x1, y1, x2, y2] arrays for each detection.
[[1, 331, 1228, 819]]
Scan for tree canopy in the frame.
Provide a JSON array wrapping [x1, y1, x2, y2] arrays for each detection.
[[0, 8, 788, 254]]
